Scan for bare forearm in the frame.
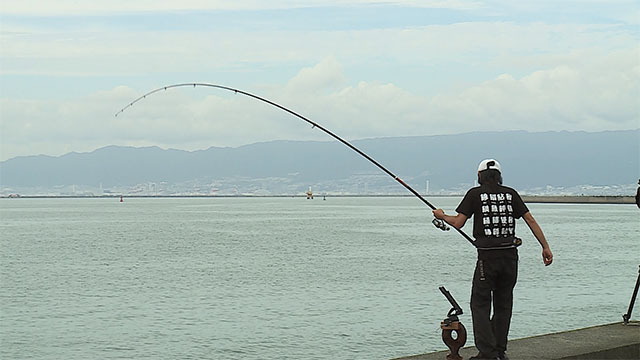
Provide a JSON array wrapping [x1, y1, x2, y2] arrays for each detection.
[[524, 213, 549, 248], [523, 212, 553, 265], [442, 214, 462, 229], [432, 209, 467, 229]]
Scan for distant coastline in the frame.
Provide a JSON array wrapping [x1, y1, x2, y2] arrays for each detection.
[[1, 194, 636, 204]]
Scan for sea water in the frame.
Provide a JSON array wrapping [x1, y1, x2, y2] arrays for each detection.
[[1, 197, 638, 360]]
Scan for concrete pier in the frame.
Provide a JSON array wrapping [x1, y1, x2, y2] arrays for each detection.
[[520, 195, 635, 204], [393, 322, 640, 360]]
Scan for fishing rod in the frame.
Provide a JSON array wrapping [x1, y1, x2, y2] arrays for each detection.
[[115, 82, 476, 246]]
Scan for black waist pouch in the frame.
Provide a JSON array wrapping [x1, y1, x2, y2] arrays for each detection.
[[474, 236, 522, 250]]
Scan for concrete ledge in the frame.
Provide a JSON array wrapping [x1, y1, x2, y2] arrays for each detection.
[[393, 322, 640, 360], [521, 196, 635, 204]]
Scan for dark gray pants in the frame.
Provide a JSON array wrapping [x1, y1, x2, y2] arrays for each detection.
[[471, 250, 518, 357]]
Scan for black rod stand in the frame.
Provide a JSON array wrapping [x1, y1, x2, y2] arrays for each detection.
[[623, 265, 640, 325]]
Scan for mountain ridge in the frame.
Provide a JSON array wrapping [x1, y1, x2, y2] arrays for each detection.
[[1, 130, 638, 194]]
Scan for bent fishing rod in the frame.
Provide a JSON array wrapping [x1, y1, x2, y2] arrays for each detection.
[[115, 82, 475, 246]]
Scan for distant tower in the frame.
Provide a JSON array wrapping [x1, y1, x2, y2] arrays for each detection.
[[426, 180, 430, 195]]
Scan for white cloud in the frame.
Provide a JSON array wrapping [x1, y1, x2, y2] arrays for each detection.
[[2, 47, 637, 161], [1, 2, 637, 161], [284, 57, 346, 94], [426, 47, 640, 132]]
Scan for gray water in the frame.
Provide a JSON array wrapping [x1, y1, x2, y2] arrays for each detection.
[[1, 197, 638, 360]]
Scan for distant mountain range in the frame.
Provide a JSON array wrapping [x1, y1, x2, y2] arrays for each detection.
[[1, 130, 638, 195]]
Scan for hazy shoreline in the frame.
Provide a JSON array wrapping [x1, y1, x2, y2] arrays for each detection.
[[1, 194, 636, 204]]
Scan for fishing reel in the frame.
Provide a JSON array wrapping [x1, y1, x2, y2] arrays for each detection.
[[432, 218, 450, 231]]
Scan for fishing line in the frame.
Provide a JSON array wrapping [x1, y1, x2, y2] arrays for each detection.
[[115, 82, 476, 246]]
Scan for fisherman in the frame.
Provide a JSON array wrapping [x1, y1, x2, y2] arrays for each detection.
[[432, 159, 553, 360]]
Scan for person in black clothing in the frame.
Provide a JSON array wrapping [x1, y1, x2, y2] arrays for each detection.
[[433, 159, 553, 360]]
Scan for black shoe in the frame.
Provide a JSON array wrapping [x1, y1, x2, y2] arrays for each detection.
[[498, 352, 509, 360]]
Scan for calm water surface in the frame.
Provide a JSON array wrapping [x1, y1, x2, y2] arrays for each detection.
[[1, 197, 638, 359]]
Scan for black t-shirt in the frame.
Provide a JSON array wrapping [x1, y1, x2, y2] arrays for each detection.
[[456, 184, 529, 241]]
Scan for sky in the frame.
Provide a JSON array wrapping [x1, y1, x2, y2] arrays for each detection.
[[1, 0, 638, 161]]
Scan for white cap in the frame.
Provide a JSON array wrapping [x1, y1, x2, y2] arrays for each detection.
[[478, 159, 501, 173]]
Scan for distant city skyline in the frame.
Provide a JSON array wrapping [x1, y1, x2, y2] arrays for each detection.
[[1, 1, 638, 161]]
